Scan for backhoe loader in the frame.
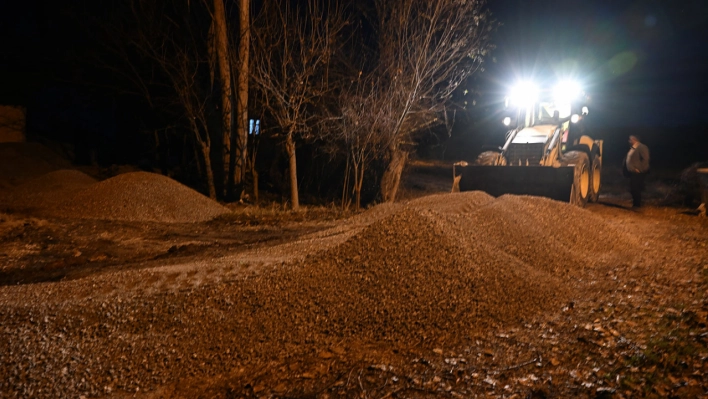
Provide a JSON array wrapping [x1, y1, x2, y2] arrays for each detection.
[[458, 80, 602, 207]]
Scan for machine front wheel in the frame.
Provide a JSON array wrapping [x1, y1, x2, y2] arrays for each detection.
[[589, 154, 602, 202], [563, 151, 591, 207]]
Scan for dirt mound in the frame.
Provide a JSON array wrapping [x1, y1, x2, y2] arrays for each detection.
[[272, 208, 568, 337], [0, 142, 72, 189], [456, 195, 640, 276], [0, 193, 651, 397], [406, 190, 494, 214], [0, 169, 97, 209], [0, 206, 571, 397], [221, 194, 598, 348], [49, 172, 230, 223], [228, 194, 639, 349]]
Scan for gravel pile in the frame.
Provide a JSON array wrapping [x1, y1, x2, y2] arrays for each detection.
[[0, 143, 72, 189], [406, 190, 494, 213], [465, 195, 639, 275], [46, 172, 231, 223], [0, 169, 97, 209], [0, 192, 641, 397]]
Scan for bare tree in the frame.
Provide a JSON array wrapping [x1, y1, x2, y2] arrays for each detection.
[[105, 0, 219, 198], [324, 76, 393, 209], [211, 0, 251, 200], [211, 0, 234, 197], [234, 0, 250, 198], [251, 0, 346, 210], [372, 0, 495, 202]]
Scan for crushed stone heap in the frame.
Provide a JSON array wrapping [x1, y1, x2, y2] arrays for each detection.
[[0, 192, 641, 398], [50, 171, 231, 223], [0, 142, 72, 189], [252, 192, 639, 342], [0, 169, 96, 210]]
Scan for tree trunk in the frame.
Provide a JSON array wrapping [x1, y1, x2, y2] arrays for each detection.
[[355, 162, 364, 209], [198, 141, 217, 200], [233, 0, 250, 198], [192, 139, 203, 178], [189, 115, 215, 199], [380, 146, 408, 203], [251, 168, 259, 202], [341, 158, 351, 210], [285, 133, 299, 210], [213, 0, 233, 198], [351, 161, 359, 209]]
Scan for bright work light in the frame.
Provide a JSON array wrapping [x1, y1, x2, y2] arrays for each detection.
[[553, 80, 582, 104], [503, 116, 511, 126], [509, 81, 538, 106]]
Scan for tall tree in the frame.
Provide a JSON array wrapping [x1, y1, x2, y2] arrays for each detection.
[[324, 76, 392, 209], [211, 0, 234, 197], [251, 0, 346, 209], [372, 0, 495, 202], [234, 0, 250, 198], [107, 0, 219, 198]]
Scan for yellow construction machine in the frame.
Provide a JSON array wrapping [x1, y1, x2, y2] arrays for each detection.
[[458, 80, 602, 206]]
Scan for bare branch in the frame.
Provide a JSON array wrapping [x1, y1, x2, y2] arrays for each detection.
[[251, 0, 348, 208]]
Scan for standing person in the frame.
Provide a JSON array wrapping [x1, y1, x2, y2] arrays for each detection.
[[623, 135, 650, 208]]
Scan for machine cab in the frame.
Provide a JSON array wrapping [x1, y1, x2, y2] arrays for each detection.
[[501, 81, 590, 161]]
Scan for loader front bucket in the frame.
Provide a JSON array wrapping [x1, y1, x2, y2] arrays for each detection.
[[458, 165, 575, 202]]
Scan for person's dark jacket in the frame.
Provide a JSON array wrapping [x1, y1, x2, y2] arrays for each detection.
[[623, 142, 650, 176]]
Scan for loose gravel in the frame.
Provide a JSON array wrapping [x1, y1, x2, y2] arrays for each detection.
[[45, 172, 231, 223], [1, 169, 230, 223], [0, 191, 647, 398], [0, 169, 97, 210], [0, 143, 72, 189]]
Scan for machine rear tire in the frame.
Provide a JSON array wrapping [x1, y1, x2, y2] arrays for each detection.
[[563, 151, 591, 207], [589, 154, 601, 202]]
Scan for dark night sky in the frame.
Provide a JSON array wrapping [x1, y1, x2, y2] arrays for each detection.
[[2, 0, 708, 146], [484, 0, 708, 128]]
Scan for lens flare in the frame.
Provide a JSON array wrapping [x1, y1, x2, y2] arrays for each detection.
[[509, 81, 538, 106], [553, 80, 582, 104]]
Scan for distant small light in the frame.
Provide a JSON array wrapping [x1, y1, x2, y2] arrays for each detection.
[[503, 117, 511, 126], [571, 114, 580, 123], [582, 106, 589, 115], [249, 119, 261, 135]]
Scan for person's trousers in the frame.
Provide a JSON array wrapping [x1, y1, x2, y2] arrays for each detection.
[[629, 173, 646, 207]]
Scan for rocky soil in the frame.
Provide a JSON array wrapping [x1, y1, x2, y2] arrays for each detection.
[[0, 144, 706, 398], [1, 186, 706, 398], [0, 171, 230, 223]]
